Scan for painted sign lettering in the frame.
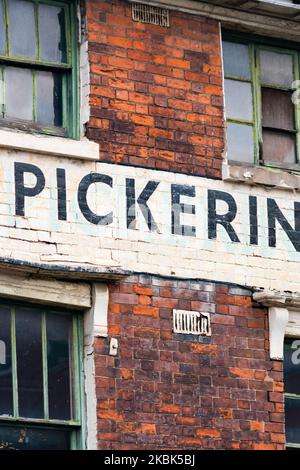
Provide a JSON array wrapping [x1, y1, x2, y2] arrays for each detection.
[[1, 152, 300, 291], [12, 161, 300, 252]]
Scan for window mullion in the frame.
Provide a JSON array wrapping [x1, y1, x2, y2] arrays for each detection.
[[251, 44, 262, 165], [3, 0, 9, 56], [0, 66, 4, 117], [10, 307, 18, 418], [69, 0, 79, 139], [72, 316, 80, 424], [294, 52, 300, 164], [65, 3, 72, 68], [32, 69, 36, 123], [34, 0, 39, 61], [0, 55, 71, 70], [41, 312, 49, 420]]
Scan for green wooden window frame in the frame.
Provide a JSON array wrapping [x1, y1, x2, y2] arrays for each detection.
[[0, 0, 79, 139], [284, 337, 300, 450], [222, 31, 300, 171], [0, 300, 85, 450]]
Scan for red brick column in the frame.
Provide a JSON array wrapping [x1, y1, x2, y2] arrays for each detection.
[[86, 0, 224, 177], [95, 276, 285, 450]]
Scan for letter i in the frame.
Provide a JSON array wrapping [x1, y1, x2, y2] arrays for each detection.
[[57, 168, 67, 221]]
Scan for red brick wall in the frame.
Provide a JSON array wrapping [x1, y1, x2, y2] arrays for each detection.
[[86, 0, 285, 451], [86, 0, 224, 177], [95, 276, 285, 450]]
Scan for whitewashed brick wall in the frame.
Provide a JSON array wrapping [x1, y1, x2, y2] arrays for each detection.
[[1, 148, 300, 291]]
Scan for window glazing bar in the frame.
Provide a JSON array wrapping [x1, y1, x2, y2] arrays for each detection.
[[41, 312, 49, 420], [10, 307, 18, 418]]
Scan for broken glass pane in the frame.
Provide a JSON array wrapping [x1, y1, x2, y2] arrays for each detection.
[[8, 0, 36, 59], [36, 71, 63, 127], [0, 306, 13, 416], [262, 88, 295, 131], [260, 49, 294, 88], [39, 4, 67, 63], [262, 130, 296, 164], [223, 41, 250, 79], [225, 79, 253, 121], [227, 122, 254, 163], [5, 67, 33, 121]]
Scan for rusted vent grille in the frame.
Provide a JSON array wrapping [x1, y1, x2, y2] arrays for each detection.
[[132, 3, 170, 27], [173, 310, 211, 336]]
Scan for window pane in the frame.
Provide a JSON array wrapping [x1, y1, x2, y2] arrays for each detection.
[[0, 0, 6, 55], [39, 4, 67, 63], [8, 0, 36, 59], [227, 122, 254, 163], [262, 130, 296, 164], [36, 71, 63, 127], [0, 67, 3, 113], [47, 313, 72, 421], [225, 79, 253, 121], [222, 41, 250, 79], [0, 425, 70, 450], [285, 398, 300, 445], [260, 50, 294, 88], [5, 67, 33, 121], [16, 308, 44, 419], [0, 307, 13, 416], [284, 339, 300, 395], [262, 88, 295, 131]]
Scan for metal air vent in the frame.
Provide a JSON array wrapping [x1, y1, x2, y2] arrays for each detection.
[[173, 310, 211, 336], [132, 2, 170, 27]]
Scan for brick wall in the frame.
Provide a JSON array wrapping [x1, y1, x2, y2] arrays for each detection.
[[95, 276, 285, 450], [85, 0, 286, 451], [86, 0, 224, 177]]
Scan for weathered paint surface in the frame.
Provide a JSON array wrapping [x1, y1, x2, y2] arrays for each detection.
[[1, 149, 300, 291]]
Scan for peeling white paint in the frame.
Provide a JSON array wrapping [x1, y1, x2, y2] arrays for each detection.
[[1, 149, 300, 292]]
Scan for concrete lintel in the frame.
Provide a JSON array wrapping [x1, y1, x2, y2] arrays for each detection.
[[222, 162, 300, 192], [253, 289, 300, 309], [0, 257, 129, 282], [127, 0, 300, 41], [0, 271, 91, 309], [0, 128, 99, 161]]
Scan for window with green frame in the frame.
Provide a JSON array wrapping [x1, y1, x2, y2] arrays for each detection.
[[222, 33, 300, 170], [284, 337, 300, 449], [0, 301, 84, 450], [0, 0, 79, 138]]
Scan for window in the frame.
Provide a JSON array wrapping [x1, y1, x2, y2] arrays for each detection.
[[0, 0, 78, 138], [0, 301, 84, 450], [284, 337, 300, 449], [222, 34, 300, 170]]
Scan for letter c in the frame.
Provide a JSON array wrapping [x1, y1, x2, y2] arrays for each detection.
[[77, 173, 113, 225]]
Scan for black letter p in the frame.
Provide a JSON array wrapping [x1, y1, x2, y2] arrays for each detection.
[[15, 162, 45, 216]]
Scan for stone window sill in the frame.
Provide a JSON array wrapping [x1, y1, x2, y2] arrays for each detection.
[[222, 162, 300, 191], [0, 128, 99, 161]]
